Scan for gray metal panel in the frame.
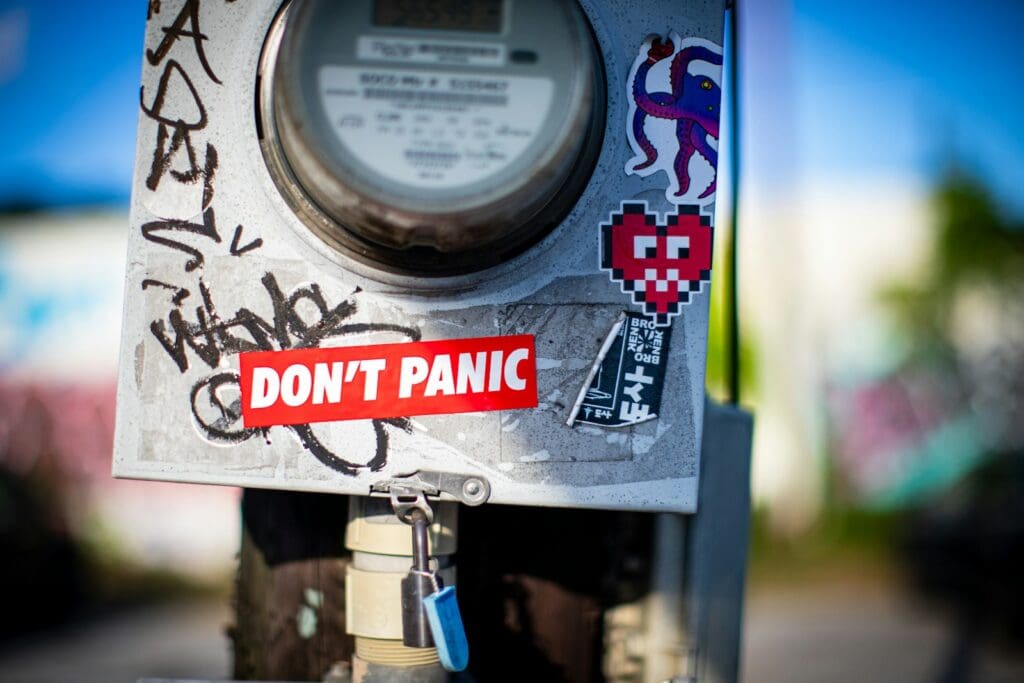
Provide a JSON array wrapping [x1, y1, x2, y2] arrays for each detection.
[[685, 401, 754, 683], [113, 0, 725, 512]]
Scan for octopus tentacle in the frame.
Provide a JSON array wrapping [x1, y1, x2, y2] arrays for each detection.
[[631, 108, 658, 171], [691, 123, 718, 198], [673, 119, 695, 196], [633, 59, 684, 120]]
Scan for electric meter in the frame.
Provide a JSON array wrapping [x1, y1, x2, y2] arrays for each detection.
[[261, 0, 604, 274], [116, 0, 727, 514]]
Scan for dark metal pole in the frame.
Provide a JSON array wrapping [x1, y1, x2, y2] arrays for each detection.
[[726, 0, 743, 406]]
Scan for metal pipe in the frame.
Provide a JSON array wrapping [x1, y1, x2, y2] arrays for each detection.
[[345, 496, 457, 681]]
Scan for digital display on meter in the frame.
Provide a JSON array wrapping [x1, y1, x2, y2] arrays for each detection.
[[373, 0, 504, 33]]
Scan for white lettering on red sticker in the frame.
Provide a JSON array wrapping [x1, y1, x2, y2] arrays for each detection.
[[239, 335, 538, 428]]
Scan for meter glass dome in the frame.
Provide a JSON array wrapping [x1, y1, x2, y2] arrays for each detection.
[[259, 0, 604, 276]]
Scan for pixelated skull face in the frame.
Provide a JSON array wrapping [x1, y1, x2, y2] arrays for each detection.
[[601, 203, 713, 325]]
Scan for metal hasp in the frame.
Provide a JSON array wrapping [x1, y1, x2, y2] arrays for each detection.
[[684, 400, 754, 683], [372, 471, 491, 507]]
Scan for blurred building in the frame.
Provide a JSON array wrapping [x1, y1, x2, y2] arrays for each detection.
[[0, 211, 239, 581]]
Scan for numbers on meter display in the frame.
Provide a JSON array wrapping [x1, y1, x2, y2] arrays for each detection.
[[373, 0, 504, 33]]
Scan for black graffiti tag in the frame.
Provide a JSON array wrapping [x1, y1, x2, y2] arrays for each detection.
[[189, 371, 414, 476], [146, 0, 223, 85], [140, 59, 210, 193], [140, 144, 229, 272], [142, 278, 191, 305], [150, 273, 421, 372], [139, 1, 260, 267], [157, 272, 421, 475], [139, 2, 414, 476]]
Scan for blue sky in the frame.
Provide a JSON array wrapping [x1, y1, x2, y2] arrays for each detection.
[[787, 0, 1024, 214], [0, 2, 141, 208], [0, 0, 1022, 215]]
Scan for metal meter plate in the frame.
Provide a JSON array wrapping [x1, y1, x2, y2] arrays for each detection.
[[114, 0, 726, 513], [264, 0, 601, 270]]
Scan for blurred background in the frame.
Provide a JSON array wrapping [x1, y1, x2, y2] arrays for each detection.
[[1, 0, 1023, 681]]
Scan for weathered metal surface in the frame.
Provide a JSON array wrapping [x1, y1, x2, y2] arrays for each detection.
[[685, 401, 754, 683], [114, 0, 725, 512]]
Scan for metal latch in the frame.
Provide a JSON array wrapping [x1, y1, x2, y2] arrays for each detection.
[[370, 470, 491, 506]]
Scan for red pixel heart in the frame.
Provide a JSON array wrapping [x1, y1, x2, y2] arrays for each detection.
[[600, 202, 713, 326]]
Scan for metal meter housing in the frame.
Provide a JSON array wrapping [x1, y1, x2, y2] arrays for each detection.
[[261, 0, 604, 275], [114, 0, 726, 513]]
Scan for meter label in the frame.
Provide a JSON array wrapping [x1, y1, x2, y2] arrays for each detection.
[[239, 335, 538, 428], [319, 66, 553, 189], [568, 313, 671, 428], [625, 33, 723, 206], [356, 36, 507, 68], [600, 202, 713, 326]]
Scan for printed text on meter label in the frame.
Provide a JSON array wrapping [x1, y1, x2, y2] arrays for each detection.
[[318, 66, 553, 189], [239, 335, 537, 427]]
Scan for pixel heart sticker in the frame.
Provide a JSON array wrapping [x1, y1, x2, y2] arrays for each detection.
[[600, 202, 713, 326]]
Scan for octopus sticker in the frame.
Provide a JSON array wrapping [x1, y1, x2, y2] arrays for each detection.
[[625, 33, 723, 205], [600, 202, 713, 326]]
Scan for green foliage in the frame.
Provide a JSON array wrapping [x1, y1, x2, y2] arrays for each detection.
[[706, 230, 759, 404], [883, 172, 1024, 357], [747, 503, 902, 583], [933, 176, 1024, 285]]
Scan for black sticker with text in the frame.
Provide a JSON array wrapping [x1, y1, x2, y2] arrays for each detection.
[[570, 312, 671, 428]]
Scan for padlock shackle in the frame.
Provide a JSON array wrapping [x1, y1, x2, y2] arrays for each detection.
[[410, 509, 430, 573]]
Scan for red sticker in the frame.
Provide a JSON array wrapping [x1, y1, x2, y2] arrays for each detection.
[[238, 335, 538, 428]]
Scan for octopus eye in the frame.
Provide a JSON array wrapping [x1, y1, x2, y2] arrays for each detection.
[[701, 79, 713, 90]]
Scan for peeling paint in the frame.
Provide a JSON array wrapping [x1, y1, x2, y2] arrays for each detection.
[[133, 342, 145, 388], [575, 425, 607, 437], [519, 450, 551, 463], [632, 435, 655, 455]]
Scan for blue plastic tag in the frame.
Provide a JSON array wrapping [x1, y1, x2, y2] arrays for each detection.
[[422, 585, 469, 672]]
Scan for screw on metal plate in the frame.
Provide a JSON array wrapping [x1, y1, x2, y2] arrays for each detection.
[[372, 470, 491, 507], [460, 476, 487, 505]]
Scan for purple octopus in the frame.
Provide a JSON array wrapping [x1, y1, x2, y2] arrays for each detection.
[[630, 36, 723, 199]]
